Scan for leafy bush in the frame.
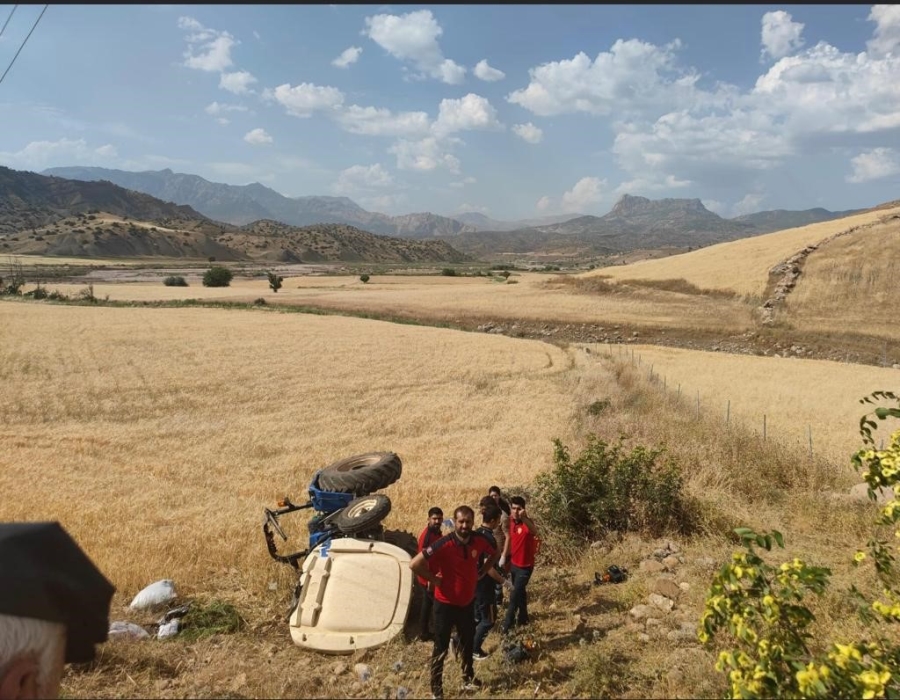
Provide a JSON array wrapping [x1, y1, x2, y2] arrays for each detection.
[[253, 297, 267, 306], [441, 268, 457, 277], [701, 391, 900, 699], [359, 274, 370, 283], [266, 271, 283, 292], [202, 266, 233, 287], [163, 275, 188, 287], [587, 399, 611, 415], [534, 435, 696, 542], [31, 284, 48, 300]]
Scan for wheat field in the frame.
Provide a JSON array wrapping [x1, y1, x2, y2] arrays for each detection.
[[784, 216, 900, 339], [0, 301, 583, 603], [601, 343, 899, 465], [584, 207, 900, 298]]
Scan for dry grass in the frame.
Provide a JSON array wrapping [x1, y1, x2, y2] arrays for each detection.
[[585, 207, 900, 298], [33, 273, 757, 332], [785, 215, 900, 339], [594, 343, 899, 466]]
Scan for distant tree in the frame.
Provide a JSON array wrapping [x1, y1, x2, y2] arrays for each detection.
[[163, 275, 188, 287], [359, 274, 370, 283], [203, 266, 233, 287], [208, 256, 216, 263], [441, 268, 457, 277], [267, 271, 284, 292], [500, 270, 511, 279]]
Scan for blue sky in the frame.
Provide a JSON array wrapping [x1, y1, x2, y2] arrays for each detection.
[[1, 4, 899, 220]]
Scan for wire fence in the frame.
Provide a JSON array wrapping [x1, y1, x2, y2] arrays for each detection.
[[595, 342, 889, 460]]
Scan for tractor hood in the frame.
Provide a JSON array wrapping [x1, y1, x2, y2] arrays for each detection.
[[289, 538, 413, 654]]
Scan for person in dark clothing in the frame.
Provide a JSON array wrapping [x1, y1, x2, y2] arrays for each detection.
[[416, 506, 444, 642], [410, 506, 499, 700], [488, 485, 511, 517], [473, 504, 511, 660], [479, 494, 509, 608], [500, 495, 539, 635]]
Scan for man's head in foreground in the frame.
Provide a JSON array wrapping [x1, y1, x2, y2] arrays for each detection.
[[0, 522, 115, 700]]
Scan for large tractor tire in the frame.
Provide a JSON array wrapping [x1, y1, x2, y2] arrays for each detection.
[[383, 529, 424, 641], [333, 495, 392, 535], [317, 452, 402, 496]]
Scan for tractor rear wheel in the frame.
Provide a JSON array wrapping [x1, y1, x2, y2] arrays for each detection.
[[317, 452, 402, 496]]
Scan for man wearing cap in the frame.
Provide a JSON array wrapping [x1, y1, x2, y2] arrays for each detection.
[[0, 522, 115, 700]]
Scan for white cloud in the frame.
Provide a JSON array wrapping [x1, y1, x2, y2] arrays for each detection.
[[614, 173, 691, 196], [205, 101, 248, 116], [363, 10, 466, 84], [216, 118, 230, 126], [432, 93, 503, 137], [507, 39, 694, 117], [389, 137, 461, 173], [474, 59, 505, 82], [512, 122, 543, 144], [243, 128, 273, 146], [761, 11, 805, 61], [0, 138, 119, 170], [333, 163, 394, 194], [449, 176, 477, 188], [332, 46, 363, 68], [732, 192, 766, 216], [457, 202, 490, 214], [178, 16, 236, 72], [219, 70, 258, 95], [702, 199, 726, 215], [561, 177, 608, 212], [867, 5, 900, 58], [336, 104, 431, 137], [847, 147, 900, 183], [270, 83, 345, 117]]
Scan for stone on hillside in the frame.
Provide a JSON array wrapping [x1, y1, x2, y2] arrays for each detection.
[[640, 559, 666, 574], [638, 633, 651, 643], [662, 555, 681, 570], [629, 604, 653, 620], [678, 582, 691, 592], [651, 578, 682, 600], [649, 593, 675, 612], [849, 483, 894, 505]]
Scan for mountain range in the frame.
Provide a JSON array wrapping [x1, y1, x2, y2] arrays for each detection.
[[42, 166, 476, 239], [0, 166, 470, 263]]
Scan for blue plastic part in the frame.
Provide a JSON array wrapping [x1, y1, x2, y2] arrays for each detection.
[[307, 470, 355, 513], [309, 529, 333, 549]]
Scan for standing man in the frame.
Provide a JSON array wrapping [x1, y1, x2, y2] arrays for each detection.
[[473, 504, 511, 660], [416, 507, 444, 642], [500, 496, 538, 636], [479, 495, 509, 608], [410, 506, 499, 700]]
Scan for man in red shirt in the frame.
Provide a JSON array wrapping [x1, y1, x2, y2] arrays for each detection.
[[416, 506, 444, 642], [500, 495, 539, 635], [410, 505, 499, 700]]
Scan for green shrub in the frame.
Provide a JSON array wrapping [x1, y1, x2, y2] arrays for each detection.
[[266, 271, 283, 292], [31, 284, 48, 300], [163, 275, 188, 287], [178, 600, 245, 642], [359, 274, 370, 283], [441, 268, 457, 277], [587, 399, 611, 415], [202, 266, 233, 287], [253, 297, 267, 305], [534, 434, 696, 543]]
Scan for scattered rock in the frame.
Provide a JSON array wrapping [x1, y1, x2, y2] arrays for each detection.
[[678, 582, 691, 592], [648, 593, 675, 613], [332, 662, 348, 676], [662, 555, 682, 570], [645, 618, 663, 628], [667, 628, 697, 642], [629, 604, 653, 620], [639, 560, 666, 574], [651, 578, 682, 600], [638, 633, 650, 643], [268, 581, 278, 591], [849, 483, 895, 505], [355, 663, 373, 683]]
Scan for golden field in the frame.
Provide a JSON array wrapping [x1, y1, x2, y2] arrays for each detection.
[[2, 203, 900, 698], [585, 206, 900, 298]]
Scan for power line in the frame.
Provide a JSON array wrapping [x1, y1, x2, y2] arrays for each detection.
[[0, 5, 17, 39], [0, 4, 47, 88]]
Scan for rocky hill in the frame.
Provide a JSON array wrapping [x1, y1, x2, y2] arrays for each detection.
[[0, 167, 470, 263], [42, 166, 475, 238], [732, 207, 863, 234]]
